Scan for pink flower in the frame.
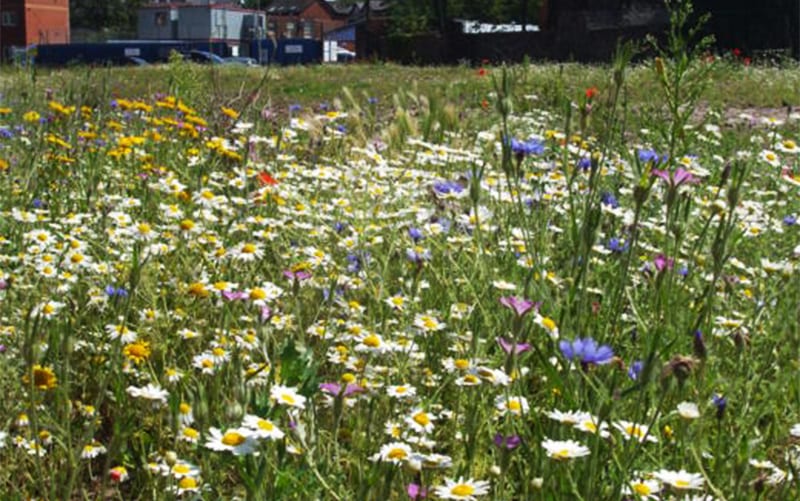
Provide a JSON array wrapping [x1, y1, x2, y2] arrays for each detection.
[[652, 167, 700, 187], [407, 483, 427, 499], [499, 296, 539, 317], [654, 254, 674, 272], [497, 337, 532, 355]]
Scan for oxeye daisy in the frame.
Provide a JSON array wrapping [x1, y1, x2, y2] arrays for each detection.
[[405, 408, 436, 434], [126, 383, 168, 406], [623, 477, 661, 499], [204, 427, 256, 455], [433, 477, 490, 500], [270, 384, 307, 409], [652, 469, 704, 490], [387, 384, 417, 400], [242, 414, 285, 440], [178, 426, 200, 444], [494, 395, 529, 416], [170, 460, 200, 479], [541, 438, 591, 460], [614, 420, 658, 443], [374, 441, 413, 464]]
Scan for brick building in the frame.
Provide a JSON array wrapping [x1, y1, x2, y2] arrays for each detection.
[[0, 0, 70, 56], [265, 0, 351, 41]]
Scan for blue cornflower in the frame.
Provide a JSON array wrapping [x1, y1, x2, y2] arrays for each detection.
[[32, 199, 43, 209], [408, 227, 423, 242], [336, 124, 347, 134], [712, 394, 727, 420], [559, 337, 614, 365], [577, 157, 592, 170], [600, 191, 620, 208], [432, 180, 465, 196], [510, 137, 545, 157], [628, 360, 643, 380], [638, 149, 667, 165], [607, 237, 629, 253], [289, 103, 301, 113], [0, 127, 13, 139], [784, 215, 797, 226], [367, 97, 378, 105]]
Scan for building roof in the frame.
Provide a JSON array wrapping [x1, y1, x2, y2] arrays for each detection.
[[265, 0, 353, 17]]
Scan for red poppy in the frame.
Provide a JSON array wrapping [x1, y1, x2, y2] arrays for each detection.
[[732, 48, 742, 57], [585, 87, 599, 100], [743, 57, 751, 66], [477, 67, 486, 77], [481, 99, 489, 110], [258, 172, 279, 186]]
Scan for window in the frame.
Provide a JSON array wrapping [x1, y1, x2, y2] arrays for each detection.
[[284, 22, 295, 38], [1, 11, 18, 27], [302, 21, 313, 39]]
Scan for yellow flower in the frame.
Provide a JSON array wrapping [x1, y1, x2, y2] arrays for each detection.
[[24, 365, 58, 390], [23, 111, 41, 123], [221, 106, 240, 120], [123, 341, 151, 364]]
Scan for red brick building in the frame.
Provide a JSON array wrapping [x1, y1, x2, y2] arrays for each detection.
[[265, 0, 351, 41], [0, 0, 70, 55]]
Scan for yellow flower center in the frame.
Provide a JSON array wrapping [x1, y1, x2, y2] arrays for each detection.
[[674, 479, 690, 489], [387, 448, 407, 460], [625, 425, 644, 438], [454, 359, 470, 370], [250, 288, 266, 300], [633, 483, 651, 495], [173, 464, 191, 474], [553, 449, 571, 459], [451, 485, 475, 496], [508, 400, 522, 412], [221, 432, 246, 446], [362, 334, 381, 348], [257, 419, 275, 431], [178, 477, 198, 489], [541, 317, 556, 331], [179, 403, 191, 414], [281, 394, 296, 405], [183, 427, 199, 439], [413, 412, 430, 427], [242, 243, 256, 254]]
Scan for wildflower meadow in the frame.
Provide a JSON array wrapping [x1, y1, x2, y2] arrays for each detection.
[[1, 4, 799, 500]]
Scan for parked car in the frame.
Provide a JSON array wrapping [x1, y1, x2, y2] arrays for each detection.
[[124, 56, 150, 66], [224, 57, 258, 66], [184, 50, 225, 64]]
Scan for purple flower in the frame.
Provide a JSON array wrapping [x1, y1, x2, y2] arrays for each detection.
[[407, 483, 427, 499], [222, 290, 247, 301], [559, 337, 614, 365], [259, 306, 272, 323], [628, 360, 643, 380], [406, 247, 432, 263], [493, 433, 521, 450], [510, 137, 545, 157], [319, 382, 364, 397], [638, 149, 667, 164], [283, 269, 312, 281], [652, 167, 700, 187], [496, 337, 531, 355], [784, 215, 797, 226], [0, 278, 8, 291], [408, 227, 424, 242], [712, 394, 727, 420], [498, 296, 538, 317], [432, 180, 465, 197], [607, 237, 629, 253], [600, 191, 619, 208], [653, 254, 674, 272]]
